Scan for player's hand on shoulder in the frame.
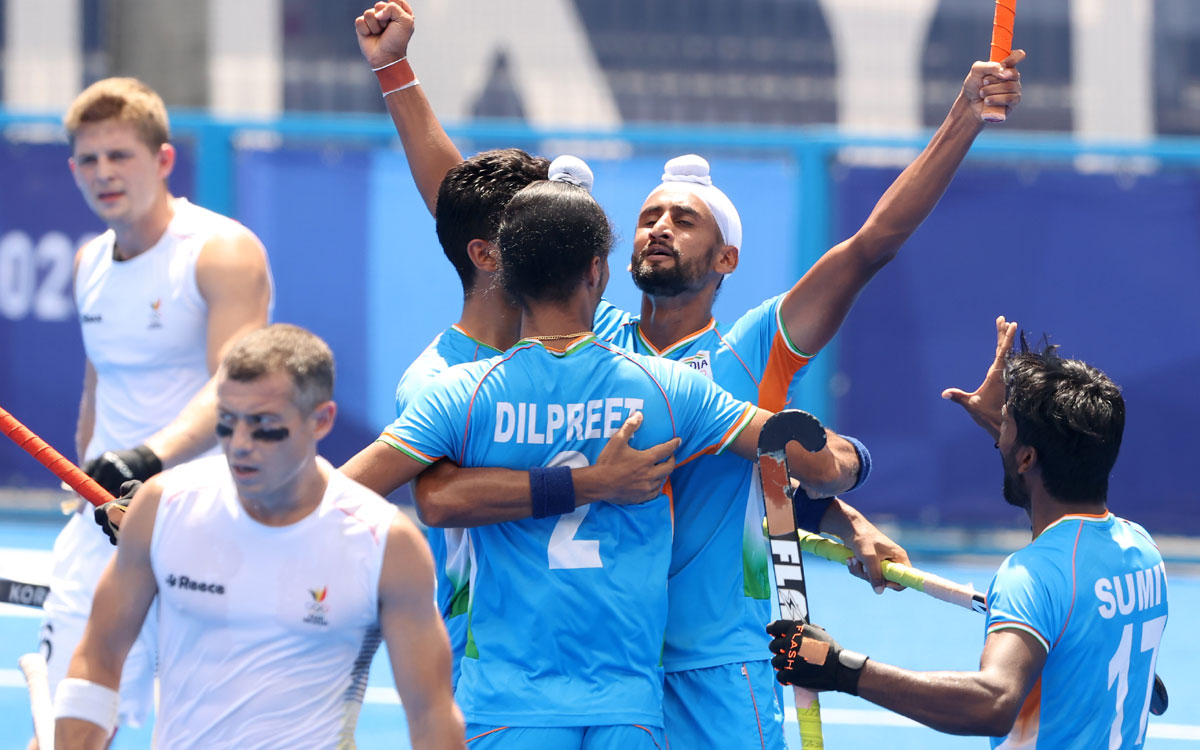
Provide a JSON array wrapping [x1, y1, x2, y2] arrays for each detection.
[[583, 411, 680, 506], [962, 50, 1024, 122], [768, 620, 868, 694], [93, 480, 141, 546], [355, 1, 415, 69], [82, 445, 161, 497], [941, 315, 1017, 440]]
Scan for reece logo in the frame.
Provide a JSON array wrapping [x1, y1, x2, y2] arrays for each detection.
[[164, 573, 225, 595]]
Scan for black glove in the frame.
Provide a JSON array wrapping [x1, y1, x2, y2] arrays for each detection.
[[768, 620, 868, 696], [94, 480, 141, 546], [82, 445, 162, 497]]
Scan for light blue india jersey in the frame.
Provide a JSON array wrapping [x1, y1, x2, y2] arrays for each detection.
[[986, 512, 1167, 750], [380, 334, 757, 727], [392, 324, 502, 689], [593, 294, 812, 670]]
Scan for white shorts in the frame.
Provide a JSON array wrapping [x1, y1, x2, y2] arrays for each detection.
[[41, 510, 157, 727]]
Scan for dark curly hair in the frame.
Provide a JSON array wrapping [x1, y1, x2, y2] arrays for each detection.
[[1005, 334, 1125, 502], [497, 181, 614, 306], [435, 148, 549, 292]]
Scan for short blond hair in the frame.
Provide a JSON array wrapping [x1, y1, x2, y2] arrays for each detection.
[[63, 78, 170, 151]]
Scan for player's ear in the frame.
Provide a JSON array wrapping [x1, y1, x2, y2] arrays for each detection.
[[309, 401, 337, 440], [587, 256, 606, 290], [467, 239, 499, 273], [1015, 444, 1036, 475], [714, 244, 739, 275], [157, 143, 176, 180]]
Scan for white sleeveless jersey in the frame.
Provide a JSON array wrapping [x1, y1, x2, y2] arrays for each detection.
[[150, 455, 398, 750], [74, 197, 273, 460]]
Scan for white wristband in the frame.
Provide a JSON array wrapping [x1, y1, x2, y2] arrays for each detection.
[[54, 677, 119, 735]]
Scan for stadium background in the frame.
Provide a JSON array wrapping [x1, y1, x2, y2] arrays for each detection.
[[1, 1, 1198, 747], [2, 0, 1196, 539]]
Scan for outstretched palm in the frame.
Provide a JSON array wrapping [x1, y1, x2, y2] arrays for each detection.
[[941, 316, 1017, 440]]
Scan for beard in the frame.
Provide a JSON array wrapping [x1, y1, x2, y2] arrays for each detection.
[[630, 244, 714, 298], [1001, 460, 1032, 511]]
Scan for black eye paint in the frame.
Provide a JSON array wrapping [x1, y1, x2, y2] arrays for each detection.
[[215, 423, 289, 442], [250, 426, 290, 442]]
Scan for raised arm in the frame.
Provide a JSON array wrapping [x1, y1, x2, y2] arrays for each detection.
[[355, 1, 464, 215], [941, 315, 1017, 442], [778, 52, 1025, 356], [55, 478, 162, 749], [378, 513, 466, 749]]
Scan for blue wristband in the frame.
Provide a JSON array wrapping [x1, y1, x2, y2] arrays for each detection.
[[792, 488, 834, 532], [530, 466, 576, 519], [842, 435, 872, 491]]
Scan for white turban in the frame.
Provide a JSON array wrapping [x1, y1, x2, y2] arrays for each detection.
[[646, 154, 741, 249], [548, 155, 594, 193]]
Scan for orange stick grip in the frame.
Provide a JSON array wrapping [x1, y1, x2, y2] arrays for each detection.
[[0, 406, 113, 508], [989, 0, 1017, 62], [983, 0, 1017, 123]]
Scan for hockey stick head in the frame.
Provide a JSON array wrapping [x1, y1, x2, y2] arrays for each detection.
[[757, 409, 827, 458], [1151, 673, 1168, 716]]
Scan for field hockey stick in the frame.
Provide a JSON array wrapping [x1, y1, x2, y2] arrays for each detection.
[[0, 576, 50, 609], [0, 405, 113, 508], [796, 530, 986, 613], [19, 653, 54, 749], [793, 530, 1170, 716], [983, 0, 1018, 123], [758, 409, 829, 749]]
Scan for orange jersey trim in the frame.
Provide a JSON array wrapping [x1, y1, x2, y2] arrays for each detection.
[[677, 404, 758, 468], [758, 330, 813, 411], [377, 433, 441, 465]]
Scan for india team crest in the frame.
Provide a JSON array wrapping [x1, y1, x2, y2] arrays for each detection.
[[148, 298, 163, 329], [680, 350, 713, 380]]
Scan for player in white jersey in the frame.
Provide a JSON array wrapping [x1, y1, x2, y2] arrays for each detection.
[[770, 318, 1167, 749], [36, 78, 274, 741], [55, 324, 464, 750]]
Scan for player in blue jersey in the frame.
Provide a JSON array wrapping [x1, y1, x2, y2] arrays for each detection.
[[389, 152, 683, 688], [770, 317, 1168, 749], [344, 170, 875, 748], [356, 12, 680, 689], [353, 5, 1023, 747], [388, 149, 544, 690]]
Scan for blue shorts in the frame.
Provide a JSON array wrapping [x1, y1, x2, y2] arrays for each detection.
[[465, 724, 664, 749], [663, 660, 787, 750]]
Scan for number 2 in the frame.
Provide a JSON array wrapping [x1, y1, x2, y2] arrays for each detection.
[[545, 451, 602, 570]]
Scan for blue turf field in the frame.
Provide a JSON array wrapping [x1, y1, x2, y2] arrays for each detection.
[[2, 517, 1197, 748]]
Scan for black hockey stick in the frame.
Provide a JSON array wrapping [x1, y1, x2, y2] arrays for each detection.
[[758, 409, 829, 748]]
